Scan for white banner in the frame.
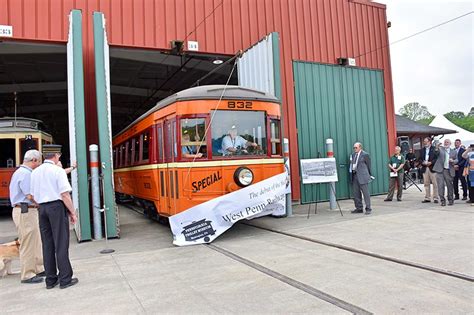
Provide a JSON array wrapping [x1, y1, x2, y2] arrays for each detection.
[[169, 171, 290, 246], [300, 158, 338, 184]]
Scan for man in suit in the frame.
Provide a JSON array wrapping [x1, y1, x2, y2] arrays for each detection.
[[418, 137, 439, 203], [350, 142, 373, 215], [432, 139, 457, 206], [453, 139, 467, 200]]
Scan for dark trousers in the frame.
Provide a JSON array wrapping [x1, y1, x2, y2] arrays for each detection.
[[468, 177, 474, 202], [352, 174, 371, 210], [38, 200, 73, 286], [453, 170, 467, 198], [387, 173, 404, 200]]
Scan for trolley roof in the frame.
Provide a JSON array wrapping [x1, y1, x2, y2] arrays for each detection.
[[116, 85, 280, 138], [0, 117, 50, 135]]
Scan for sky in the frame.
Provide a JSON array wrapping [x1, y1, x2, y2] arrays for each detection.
[[375, 0, 473, 117]]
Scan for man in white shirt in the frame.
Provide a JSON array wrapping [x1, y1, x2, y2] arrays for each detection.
[[221, 126, 257, 156], [30, 144, 78, 289], [9, 149, 45, 284]]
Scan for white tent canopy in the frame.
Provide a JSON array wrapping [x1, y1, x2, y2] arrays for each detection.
[[430, 115, 474, 144]]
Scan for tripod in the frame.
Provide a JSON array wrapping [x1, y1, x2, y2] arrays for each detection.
[[404, 168, 422, 192]]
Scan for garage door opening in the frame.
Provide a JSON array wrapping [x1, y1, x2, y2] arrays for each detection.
[[109, 47, 238, 135], [0, 41, 70, 163]]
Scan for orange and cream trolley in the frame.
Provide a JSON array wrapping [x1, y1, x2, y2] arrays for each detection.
[[0, 117, 52, 206], [113, 85, 284, 219]]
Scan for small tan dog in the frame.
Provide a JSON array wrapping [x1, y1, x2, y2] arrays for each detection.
[[0, 239, 20, 278]]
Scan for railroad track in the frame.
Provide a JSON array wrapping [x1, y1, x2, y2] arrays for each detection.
[[121, 203, 473, 313]]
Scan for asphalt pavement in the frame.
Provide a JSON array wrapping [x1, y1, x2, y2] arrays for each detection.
[[0, 186, 473, 314]]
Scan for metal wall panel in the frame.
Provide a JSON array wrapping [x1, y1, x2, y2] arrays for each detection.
[[294, 61, 389, 203], [238, 33, 276, 98], [0, 0, 396, 200]]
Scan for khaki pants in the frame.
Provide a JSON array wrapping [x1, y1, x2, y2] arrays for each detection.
[[12, 207, 44, 280], [422, 168, 439, 201], [387, 172, 404, 200]]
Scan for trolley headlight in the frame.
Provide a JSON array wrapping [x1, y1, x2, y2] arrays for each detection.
[[234, 167, 254, 187]]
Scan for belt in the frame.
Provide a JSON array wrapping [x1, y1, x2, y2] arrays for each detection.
[[14, 204, 36, 209]]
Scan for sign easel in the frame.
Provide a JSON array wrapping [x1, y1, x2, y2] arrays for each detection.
[[300, 158, 343, 218]]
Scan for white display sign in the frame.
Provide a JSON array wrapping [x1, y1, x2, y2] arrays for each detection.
[[169, 171, 290, 246], [0, 25, 13, 37], [301, 158, 338, 184], [187, 40, 199, 51], [348, 58, 356, 66]]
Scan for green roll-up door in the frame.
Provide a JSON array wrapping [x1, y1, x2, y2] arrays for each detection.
[[67, 10, 91, 241], [294, 61, 389, 203]]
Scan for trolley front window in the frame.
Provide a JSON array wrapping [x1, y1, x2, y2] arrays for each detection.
[[211, 110, 267, 157]]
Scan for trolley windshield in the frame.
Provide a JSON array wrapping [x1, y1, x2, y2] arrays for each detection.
[[211, 110, 267, 157]]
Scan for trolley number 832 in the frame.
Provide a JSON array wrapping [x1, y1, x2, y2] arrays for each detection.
[[227, 101, 253, 109]]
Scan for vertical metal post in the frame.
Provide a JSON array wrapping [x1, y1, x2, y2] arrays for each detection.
[[326, 138, 336, 210], [89, 144, 103, 240], [284, 138, 293, 216]]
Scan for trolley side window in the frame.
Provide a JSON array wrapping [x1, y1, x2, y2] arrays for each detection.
[[132, 137, 140, 165], [157, 124, 163, 163], [269, 118, 282, 156], [113, 148, 117, 168], [180, 118, 207, 159], [164, 120, 174, 162], [211, 110, 267, 157], [141, 130, 150, 162], [126, 141, 132, 166]]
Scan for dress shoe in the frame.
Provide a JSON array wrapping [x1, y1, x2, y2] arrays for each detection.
[[467, 200, 473, 204], [60, 278, 78, 289], [36, 271, 46, 277], [454, 196, 459, 200], [462, 197, 467, 201], [351, 209, 363, 214], [46, 279, 59, 289], [448, 201, 454, 206], [384, 198, 392, 202], [365, 210, 372, 215], [21, 275, 44, 284], [441, 201, 446, 206], [421, 200, 431, 203], [434, 200, 439, 204], [397, 198, 402, 201]]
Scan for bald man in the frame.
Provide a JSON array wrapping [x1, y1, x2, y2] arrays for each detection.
[[350, 142, 373, 215]]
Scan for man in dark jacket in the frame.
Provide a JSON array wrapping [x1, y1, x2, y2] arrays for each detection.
[[453, 139, 467, 200], [350, 142, 373, 215], [418, 137, 439, 203]]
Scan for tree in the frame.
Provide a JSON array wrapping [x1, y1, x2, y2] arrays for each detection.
[[444, 111, 465, 120], [399, 102, 434, 122], [444, 109, 474, 133]]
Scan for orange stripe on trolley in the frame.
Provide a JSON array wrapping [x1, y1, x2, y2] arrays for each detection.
[[90, 162, 100, 168]]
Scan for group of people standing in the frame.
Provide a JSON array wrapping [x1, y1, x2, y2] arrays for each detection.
[[8, 144, 78, 289], [349, 138, 474, 215], [418, 137, 474, 205]]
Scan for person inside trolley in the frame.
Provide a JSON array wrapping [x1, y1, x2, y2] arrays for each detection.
[[181, 132, 203, 159], [221, 125, 257, 156]]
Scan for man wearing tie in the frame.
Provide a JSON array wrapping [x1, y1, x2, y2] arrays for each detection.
[[453, 139, 467, 200], [418, 137, 439, 203], [350, 142, 373, 215], [432, 139, 457, 206]]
